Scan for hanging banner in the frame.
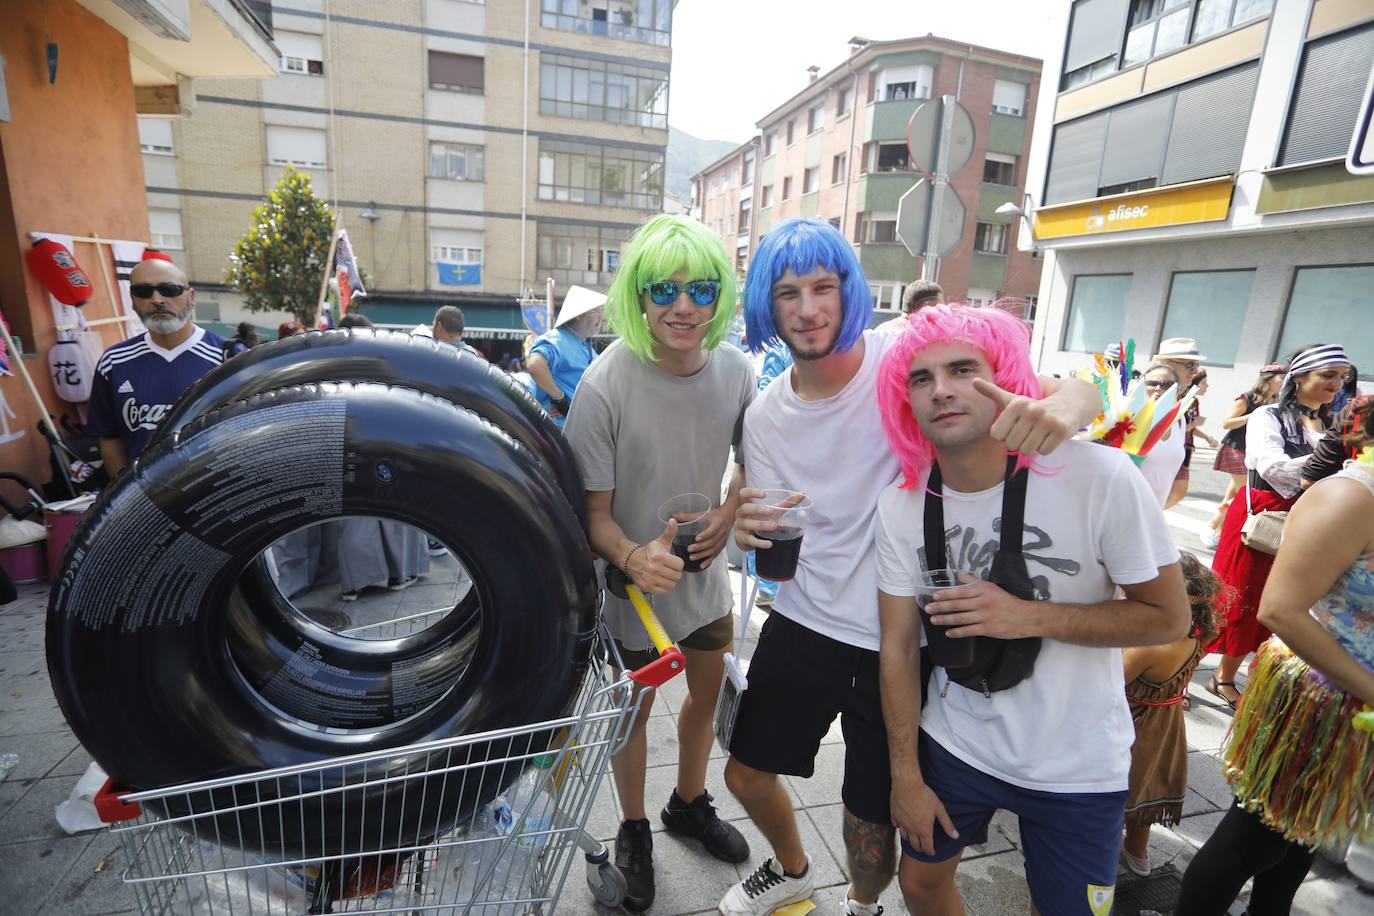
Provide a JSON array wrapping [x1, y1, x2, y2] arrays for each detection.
[[436, 261, 481, 286], [520, 302, 549, 336]]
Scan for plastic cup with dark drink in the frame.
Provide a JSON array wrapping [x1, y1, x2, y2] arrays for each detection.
[[658, 493, 712, 573], [915, 568, 978, 668], [753, 489, 812, 582]]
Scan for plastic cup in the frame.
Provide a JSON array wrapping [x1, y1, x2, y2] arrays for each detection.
[[914, 568, 978, 668], [753, 489, 812, 582], [657, 493, 712, 573]]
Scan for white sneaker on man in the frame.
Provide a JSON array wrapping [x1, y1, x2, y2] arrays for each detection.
[[718, 857, 814, 916]]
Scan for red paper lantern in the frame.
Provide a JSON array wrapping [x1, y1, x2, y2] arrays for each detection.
[[26, 239, 93, 306]]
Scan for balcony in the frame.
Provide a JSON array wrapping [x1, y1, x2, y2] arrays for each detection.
[[541, 5, 669, 47], [857, 172, 920, 212], [865, 97, 925, 143], [857, 244, 916, 283]]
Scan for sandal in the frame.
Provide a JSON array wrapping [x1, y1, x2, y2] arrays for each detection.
[[1206, 675, 1241, 709]]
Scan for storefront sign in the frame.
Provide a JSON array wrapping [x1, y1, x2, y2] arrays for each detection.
[[1033, 177, 1234, 241]]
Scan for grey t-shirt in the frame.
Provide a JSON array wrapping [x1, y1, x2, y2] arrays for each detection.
[[565, 339, 756, 650]]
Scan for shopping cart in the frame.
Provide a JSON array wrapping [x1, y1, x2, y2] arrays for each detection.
[[93, 582, 684, 914]]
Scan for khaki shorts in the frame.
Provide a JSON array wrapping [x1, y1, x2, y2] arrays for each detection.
[[613, 611, 734, 671]]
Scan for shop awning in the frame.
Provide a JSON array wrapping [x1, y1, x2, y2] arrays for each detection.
[[356, 300, 530, 339]]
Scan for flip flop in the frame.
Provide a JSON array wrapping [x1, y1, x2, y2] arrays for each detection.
[[1206, 675, 1241, 709]]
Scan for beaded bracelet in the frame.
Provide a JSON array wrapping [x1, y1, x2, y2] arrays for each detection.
[[622, 543, 644, 577]]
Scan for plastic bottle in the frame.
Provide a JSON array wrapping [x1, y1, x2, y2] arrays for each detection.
[[490, 754, 556, 907]]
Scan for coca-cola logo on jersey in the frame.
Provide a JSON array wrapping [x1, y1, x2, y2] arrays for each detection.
[[122, 398, 170, 431]]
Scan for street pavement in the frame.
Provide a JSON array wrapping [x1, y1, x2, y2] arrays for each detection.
[[1, 448, 1370, 914]]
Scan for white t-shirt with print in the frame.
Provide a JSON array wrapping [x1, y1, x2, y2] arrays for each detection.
[[875, 439, 1180, 794], [741, 329, 901, 651]]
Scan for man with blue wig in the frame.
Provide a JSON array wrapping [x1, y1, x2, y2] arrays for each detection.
[[721, 218, 1102, 916], [564, 214, 755, 911]]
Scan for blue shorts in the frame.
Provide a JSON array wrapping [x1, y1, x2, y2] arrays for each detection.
[[902, 733, 1126, 916]]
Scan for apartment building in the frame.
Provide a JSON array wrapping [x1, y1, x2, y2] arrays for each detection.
[[139, 0, 672, 345], [1022, 0, 1373, 421], [691, 35, 1043, 312]]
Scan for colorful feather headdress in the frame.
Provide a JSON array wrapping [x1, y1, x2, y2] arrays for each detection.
[[1073, 339, 1198, 466]]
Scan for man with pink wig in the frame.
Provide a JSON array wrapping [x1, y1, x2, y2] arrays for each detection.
[[873, 304, 1189, 916], [721, 218, 1103, 916]]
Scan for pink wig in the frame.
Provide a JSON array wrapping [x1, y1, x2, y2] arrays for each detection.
[[877, 304, 1044, 490]]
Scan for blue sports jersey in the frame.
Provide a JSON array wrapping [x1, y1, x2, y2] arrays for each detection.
[[86, 327, 226, 460]]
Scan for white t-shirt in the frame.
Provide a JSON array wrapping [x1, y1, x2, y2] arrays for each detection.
[[875, 439, 1180, 793], [741, 330, 900, 650], [1137, 418, 1185, 508]]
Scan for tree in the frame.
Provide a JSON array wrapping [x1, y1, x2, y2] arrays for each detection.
[[226, 168, 334, 325]]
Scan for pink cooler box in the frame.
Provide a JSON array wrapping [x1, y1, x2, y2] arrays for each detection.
[[0, 541, 46, 583]]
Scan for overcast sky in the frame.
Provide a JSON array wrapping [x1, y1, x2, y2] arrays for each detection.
[[668, 0, 1063, 142]]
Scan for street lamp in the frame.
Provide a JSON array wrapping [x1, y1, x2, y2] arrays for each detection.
[[996, 193, 1037, 251], [359, 202, 381, 222]]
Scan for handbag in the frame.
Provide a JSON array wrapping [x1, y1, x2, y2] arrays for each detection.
[[1239, 483, 1286, 556], [923, 456, 1042, 696]]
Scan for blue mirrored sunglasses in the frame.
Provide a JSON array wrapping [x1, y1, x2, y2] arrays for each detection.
[[642, 279, 721, 308]]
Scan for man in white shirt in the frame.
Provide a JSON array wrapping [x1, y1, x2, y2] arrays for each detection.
[[720, 218, 1103, 916], [873, 304, 1189, 916]]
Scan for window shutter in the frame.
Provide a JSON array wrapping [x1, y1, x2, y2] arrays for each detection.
[[1064, 0, 1129, 73], [429, 51, 485, 91], [1097, 92, 1174, 189], [1161, 63, 1258, 184], [1280, 24, 1374, 166], [1044, 112, 1108, 204]]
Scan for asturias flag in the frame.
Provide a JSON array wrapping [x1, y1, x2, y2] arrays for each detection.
[[437, 261, 481, 286]]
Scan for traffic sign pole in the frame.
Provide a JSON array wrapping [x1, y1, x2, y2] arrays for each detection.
[[922, 96, 958, 282]]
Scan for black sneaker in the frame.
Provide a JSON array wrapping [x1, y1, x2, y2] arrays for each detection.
[[660, 789, 749, 863], [615, 818, 655, 912]]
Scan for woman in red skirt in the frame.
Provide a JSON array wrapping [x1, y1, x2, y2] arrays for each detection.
[[1206, 344, 1353, 707]]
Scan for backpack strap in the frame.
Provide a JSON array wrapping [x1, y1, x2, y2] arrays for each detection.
[[923, 455, 1024, 570]]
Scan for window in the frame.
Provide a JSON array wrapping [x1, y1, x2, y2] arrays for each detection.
[[1194, 0, 1273, 42], [1062, 0, 1128, 88], [966, 288, 999, 306], [730, 166, 739, 187], [537, 220, 631, 287], [277, 30, 324, 75], [786, 120, 796, 146], [1063, 274, 1131, 352], [760, 185, 773, 208], [728, 212, 736, 235], [539, 53, 668, 129], [881, 64, 933, 101], [742, 153, 754, 186], [873, 142, 911, 172], [148, 208, 184, 250], [992, 80, 1026, 116], [1124, 0, 1191, 67], [782, 176, 793, 200], [1280, 24, 1374, 166], [974, 223, 1008, 254], [802, 167, 819, 194], [137, 118, 174, 155], [983, 153, 1016, 185], [856, 212, 897, 244], [429, 51, 484, 93], [537, 139, 664, 209], [1158, 270, 1254, 366], [266, 125, 327, 169], [432, 244, 484, 263], [429, 142, 485, 181], [807, 103, 824, 134], [763, 132, 777, 157], [540, 0, 673, 48], [831, 153, 847, 185], [836, 86, 853, 117], [738, 201, 751, 235], [1276, 265, 1374, 377]]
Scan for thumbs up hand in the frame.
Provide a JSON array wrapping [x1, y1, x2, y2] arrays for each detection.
[[973, 377, 1075, 456], [626, 519, 685, 596]]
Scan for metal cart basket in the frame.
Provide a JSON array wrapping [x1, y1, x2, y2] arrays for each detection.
[[95, 586, 684, 915]]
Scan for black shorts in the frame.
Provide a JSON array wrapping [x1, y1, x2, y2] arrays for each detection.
[[614, 612, 734, 671], [727, 611, 892, 826]]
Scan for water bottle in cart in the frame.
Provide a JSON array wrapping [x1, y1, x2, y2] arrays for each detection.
[[491, 754, 557, 906]]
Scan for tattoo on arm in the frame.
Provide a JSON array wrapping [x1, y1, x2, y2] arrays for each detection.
[[842, 809, 896, 898]]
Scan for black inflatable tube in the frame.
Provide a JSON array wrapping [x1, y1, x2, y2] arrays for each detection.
[[47, 383, 598, 856], [148, 329, 585, 524]]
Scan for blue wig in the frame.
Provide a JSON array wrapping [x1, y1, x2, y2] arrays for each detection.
[[743, 217, 872, 355]]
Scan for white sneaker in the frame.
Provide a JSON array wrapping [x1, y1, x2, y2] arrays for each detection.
[[718, 857, 814, 916], [1200, 529, 1221, 551]]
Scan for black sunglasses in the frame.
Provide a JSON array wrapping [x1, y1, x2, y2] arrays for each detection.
[[130, 282, 189, 299]]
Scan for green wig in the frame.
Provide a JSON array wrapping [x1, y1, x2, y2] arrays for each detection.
[[605, 214, 737, 362]]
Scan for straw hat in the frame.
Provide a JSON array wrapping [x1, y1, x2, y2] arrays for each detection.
[[1152, 337, 1206, 362], [555, 286, 607, 328]]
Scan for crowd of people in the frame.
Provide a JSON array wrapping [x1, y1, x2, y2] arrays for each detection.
[[85, 218, 1370, 915]]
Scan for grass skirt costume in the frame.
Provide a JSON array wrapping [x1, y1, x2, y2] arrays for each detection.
[[1220, 460, 1374, 847]]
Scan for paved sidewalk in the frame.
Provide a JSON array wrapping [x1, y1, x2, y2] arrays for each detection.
[[2, 451, 1370, 914]]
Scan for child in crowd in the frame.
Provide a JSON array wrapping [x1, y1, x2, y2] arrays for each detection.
[[1121, 551, 1223, 876]]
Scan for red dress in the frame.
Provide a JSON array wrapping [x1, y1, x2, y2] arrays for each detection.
[[1206, 486, 1297, 656]]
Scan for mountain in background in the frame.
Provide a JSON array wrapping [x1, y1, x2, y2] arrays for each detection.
[[666, 126, 744, 201]]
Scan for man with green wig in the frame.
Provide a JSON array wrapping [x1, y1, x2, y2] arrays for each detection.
[[564, 213, 756, 911]]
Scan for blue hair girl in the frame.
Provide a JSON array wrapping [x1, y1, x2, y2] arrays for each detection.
[[742, 217, 873, 355]]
